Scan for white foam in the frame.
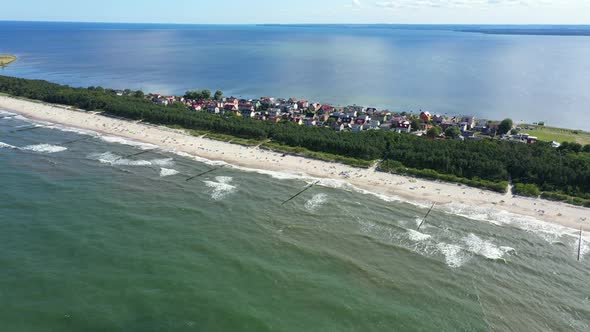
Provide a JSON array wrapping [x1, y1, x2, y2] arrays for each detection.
[[407, 229, 432, 242], [21, 144, 67, 153], [0, 141, 18, 149], [174, 151, 227, 166], [203, 176, 236, 200], [0, 110, 17, 116], [462, 233, 514, 260], [304, 193, 328, 212], [12, 115, 30, 122], [442, 202, 579, 244], [160, 168, 179, 177], [88, 152, 174, 167], [100, 136, 158, 150], [437, 243, 469, 268], [577, 239, 589, 260]]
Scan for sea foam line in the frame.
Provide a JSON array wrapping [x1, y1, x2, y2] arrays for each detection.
[[0, 141, 67, 153]]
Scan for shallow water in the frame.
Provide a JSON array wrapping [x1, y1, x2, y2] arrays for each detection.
[[1, 110, 589, 331], [2, 22, 590, 129]]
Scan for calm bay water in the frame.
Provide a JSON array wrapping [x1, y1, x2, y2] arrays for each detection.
[[1, 110, 589, 331], [1, 22, 590, 129]]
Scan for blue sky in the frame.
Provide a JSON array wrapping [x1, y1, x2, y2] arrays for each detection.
[[1, 0, 589, 24]]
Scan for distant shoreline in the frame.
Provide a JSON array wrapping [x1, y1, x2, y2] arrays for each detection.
[[1, 94, 588, 230], [0, 55, 17, 66], [459, 29, 590, 36]]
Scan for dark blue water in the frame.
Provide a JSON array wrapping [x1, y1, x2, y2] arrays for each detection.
[[2, 21, 590, 129]]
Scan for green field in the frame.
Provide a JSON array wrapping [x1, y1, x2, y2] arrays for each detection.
[[0, 55, 17, 66], [518, 124, 590, 145]]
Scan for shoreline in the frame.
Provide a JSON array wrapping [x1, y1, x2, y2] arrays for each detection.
[[1, 94, 589, 231]]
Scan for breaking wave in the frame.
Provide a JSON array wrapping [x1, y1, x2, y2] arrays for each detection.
[[462, 233, 515, 260], [437, 243, 469, 268], [0, 141, 18, 149], [203, 176, 236, 201], [160, 168, 179, 177], [304, 193, 328, 212], [1, 142, 67, 154], [407, 229, 432, 242], [21, 144, 68, 153], [100, 136, 158, 150], [442, 202, 580, 244], [88, 152, 174, 167]]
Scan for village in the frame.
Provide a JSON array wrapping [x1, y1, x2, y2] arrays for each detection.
[[133, 91, 544, 145]]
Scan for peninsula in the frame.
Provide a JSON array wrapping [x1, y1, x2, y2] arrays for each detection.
[[0, 55, 17, 66], [1, 75, 589, 210]]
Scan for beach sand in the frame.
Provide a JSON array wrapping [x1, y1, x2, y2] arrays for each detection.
[[1, 95, 588, 230]]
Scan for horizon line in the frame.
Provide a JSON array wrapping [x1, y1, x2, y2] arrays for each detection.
[[1, 20, 590, 26]]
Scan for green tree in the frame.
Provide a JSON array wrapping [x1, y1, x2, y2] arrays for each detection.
[[133, 90, 144, 98], [427, 126, 442, 137], [513, 183, 540, 197], [410, 118, 421, 131], [214, 90, 223, 101], [201, 89, 212, 100], [498, 118, 513, 135], [583, 144, 590, 153], [444, 126, 461, 138]]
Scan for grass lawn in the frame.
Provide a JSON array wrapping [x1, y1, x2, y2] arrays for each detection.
[[0, 55, 17, 66], [518, 124, 590, 145]]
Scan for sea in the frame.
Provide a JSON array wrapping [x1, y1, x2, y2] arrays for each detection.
[[1, 23, 590, 331], [1, 110, 589, 331], [1, 22, 590, 129]]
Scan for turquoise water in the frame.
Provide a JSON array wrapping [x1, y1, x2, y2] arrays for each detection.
[[1, 110, 589, 331], [2, 22, 590, 129]]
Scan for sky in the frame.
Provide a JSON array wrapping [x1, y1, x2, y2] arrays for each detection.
[[1, 0, 589, 24]]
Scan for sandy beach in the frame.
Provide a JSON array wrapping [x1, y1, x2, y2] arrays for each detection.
[[1, 95, 588, 230]]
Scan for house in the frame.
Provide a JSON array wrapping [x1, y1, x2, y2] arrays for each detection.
[[320, 104, 333, 113], [527, 136, 538, 144], [309, 103, 322, 112], [367, 120, 381, 130], [355, 115, 371, 125], [333, 123, 349, 132], [207, 102, 220, 114], [241, 109, 256, 118], [373, 112, 391, 123], [461, 116, 476, 130], [317, 114, 330, 122], [238, 103, 255, 112], [341, 115, 354, 124], [224, 103, 238, 112], [432, 114, 444, 124], [191, 104, 203, 111], [365, 107, 378, 116], [224, 97, 239, 107], [395, 120, 411, 133], [345, 105, 365, 115], [458, 123, 469, 132], [420, 111, 432, 122], [297, 100, 309, 109]]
